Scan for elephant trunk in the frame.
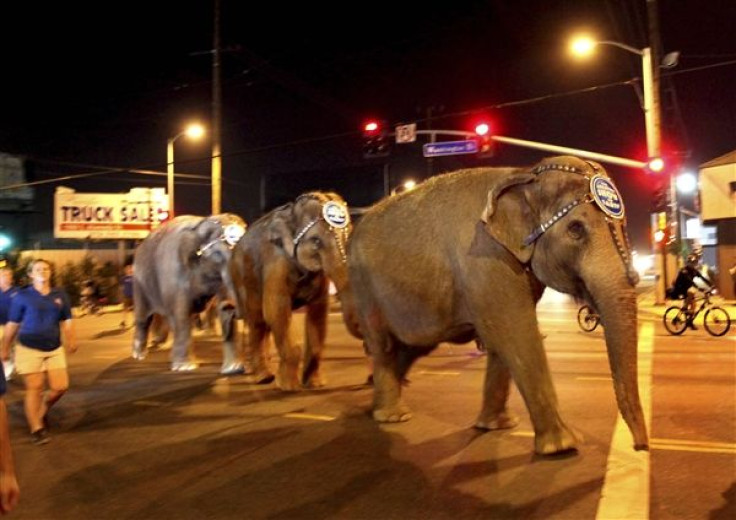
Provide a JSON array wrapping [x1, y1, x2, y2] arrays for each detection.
[[589, 284, 649, 451]]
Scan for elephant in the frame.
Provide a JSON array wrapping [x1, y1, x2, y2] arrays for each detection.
[[131, 214, 247, 373], [344, 155, 649, 455], [230, 191, 352, 391]]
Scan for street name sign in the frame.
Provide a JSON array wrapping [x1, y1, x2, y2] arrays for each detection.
[[423, 140, 478, 157]]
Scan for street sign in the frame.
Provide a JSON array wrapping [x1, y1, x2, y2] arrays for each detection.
[[395, 123, 417, 143], [422, 140, 478, 157]]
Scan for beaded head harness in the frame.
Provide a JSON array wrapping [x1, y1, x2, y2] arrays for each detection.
[[292, 195, 351, 265], [522, 161, 637, 285], [196, 215, 247, 257]]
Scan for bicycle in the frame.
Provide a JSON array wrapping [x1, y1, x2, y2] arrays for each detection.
[[577, 304, 600, 332], [663, 289, 731, 337]]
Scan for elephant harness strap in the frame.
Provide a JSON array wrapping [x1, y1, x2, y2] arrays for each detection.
[[292, 200, 351, 265], [196, 221, 247, 257], [522, 161, 638, 285]]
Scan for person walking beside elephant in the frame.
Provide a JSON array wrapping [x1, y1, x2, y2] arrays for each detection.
[[119, 263, 134, 329], [0, 267, 19, 381], [1, 259, 77, 445]]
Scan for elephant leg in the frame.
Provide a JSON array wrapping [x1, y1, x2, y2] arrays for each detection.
[[219, 300, 244, 375], [132, 299, 153, 361], [474, 350, 519, 430], [149, 314, 169, 350], [371, 333, 411, 423], [244, 318, 275, 384], [268, 309, 301, 392], [169, 301, 197, 371], [302, 291, 328, 389], [477, 316, 577, 455]]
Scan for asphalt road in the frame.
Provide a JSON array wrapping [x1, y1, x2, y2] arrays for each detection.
[[3, 290, 734, 519]]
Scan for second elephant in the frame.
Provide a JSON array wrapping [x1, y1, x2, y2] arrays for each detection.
[[231, 191, 352, 390]]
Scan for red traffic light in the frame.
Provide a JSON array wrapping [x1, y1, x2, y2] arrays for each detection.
[[646, 157, 665, 173], [363, 121, 380, 135], [475, 123, 491, 136]]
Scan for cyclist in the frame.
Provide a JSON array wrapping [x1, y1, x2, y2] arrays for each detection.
[[667, 253, 713, 330]]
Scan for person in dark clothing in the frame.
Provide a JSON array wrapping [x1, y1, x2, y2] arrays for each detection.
[[119, 264, 134, 329], [668, 253, 713, 330]]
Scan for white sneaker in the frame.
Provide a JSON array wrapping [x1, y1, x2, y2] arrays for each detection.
[[4, 360, 15, 381], [171, 361, 199, 372]]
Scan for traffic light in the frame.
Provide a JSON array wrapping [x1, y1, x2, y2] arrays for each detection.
[[362, 120, 390, 158], [652, 211, 667, 246], [646, 157, 665, 174], [474, 122, 494, 158]]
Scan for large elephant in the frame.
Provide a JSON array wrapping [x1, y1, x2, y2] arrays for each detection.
[[345, 155, 649, 455], [231, 191, 352, 391], [131, 214, 247, 373]]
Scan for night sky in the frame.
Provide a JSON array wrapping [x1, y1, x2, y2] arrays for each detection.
[[1, 0, 734, 252]]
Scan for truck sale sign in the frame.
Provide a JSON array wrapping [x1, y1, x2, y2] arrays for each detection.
[[54, 187, 169, 240]]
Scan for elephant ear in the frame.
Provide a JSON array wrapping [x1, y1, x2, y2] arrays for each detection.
[[480, 173, 537, 264], [268, 204, 296, 255]]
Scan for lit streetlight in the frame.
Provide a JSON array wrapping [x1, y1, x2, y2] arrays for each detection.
[[569, 34, 660, 160], [167, 123, 205, 218]]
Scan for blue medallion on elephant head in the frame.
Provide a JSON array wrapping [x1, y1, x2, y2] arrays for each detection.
[[590, 175, 625, 219]]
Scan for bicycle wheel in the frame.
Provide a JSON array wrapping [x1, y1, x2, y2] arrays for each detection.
[[663, 306, 688, 335], [577, 305, 599, 332], [703, 307, 732, 337]]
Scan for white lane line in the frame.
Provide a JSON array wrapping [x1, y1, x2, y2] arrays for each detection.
[[283, 412, 336, 422], [417, 370, 462, 376], [595, 321, 653, 520]]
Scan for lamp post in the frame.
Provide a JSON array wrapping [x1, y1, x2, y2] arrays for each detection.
[[569, 36, 661, 159], [167, 124, 205, 218]]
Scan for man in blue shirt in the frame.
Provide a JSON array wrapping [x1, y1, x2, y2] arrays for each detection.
[[1, 259, 77, 445], [0, 267, 18, 381]]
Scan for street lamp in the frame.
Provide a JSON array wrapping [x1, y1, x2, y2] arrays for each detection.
[[569, 35, 660, 160], [167, 123, 205, 218]]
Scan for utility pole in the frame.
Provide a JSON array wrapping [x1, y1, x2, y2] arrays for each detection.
[[211, 0, 222, 215], [647, 0, 669, 304]]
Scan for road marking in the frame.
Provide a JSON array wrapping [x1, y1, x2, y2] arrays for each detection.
[[417, 370, 461, 376], [283, 412, 336, 422], [595, 321, 653, 520], [650, 438, 736, 454]]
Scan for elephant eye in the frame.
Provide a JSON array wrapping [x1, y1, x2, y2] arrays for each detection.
[[310, 236, 323, 248], [567, 220, 586, 240]]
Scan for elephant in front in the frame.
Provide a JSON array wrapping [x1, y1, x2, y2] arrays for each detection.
[[345, 156, 649, 455], [231, 191, 352, 391], [132, 214, 247, 373]]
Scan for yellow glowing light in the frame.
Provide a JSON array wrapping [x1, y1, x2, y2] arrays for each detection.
[[570, 35, 597, 57], [185, 123, 205, 139]]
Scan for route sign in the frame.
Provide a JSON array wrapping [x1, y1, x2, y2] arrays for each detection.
[[422, 140, 478, 157], [395, 123, 417, 143]]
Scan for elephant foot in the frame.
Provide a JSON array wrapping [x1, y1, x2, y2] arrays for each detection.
[[278, 377, 301, 392], [220, 362, 245, 376], [303, 372, 326, 389], [171, 361, 199, 372], [474, 410, 519, 431], [131, 349, 147, 361], [373, 404, 412, 423], [243, 372, 276, 385], [534, 427, 580, 455]]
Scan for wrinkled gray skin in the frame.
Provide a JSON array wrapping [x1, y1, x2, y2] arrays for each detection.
[[346, 156, 649, 455], [231, 192, 351, 391], [131, 214, 247, 373]]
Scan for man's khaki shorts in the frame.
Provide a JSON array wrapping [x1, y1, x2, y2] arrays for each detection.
[[15, 344, 67, 375]]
